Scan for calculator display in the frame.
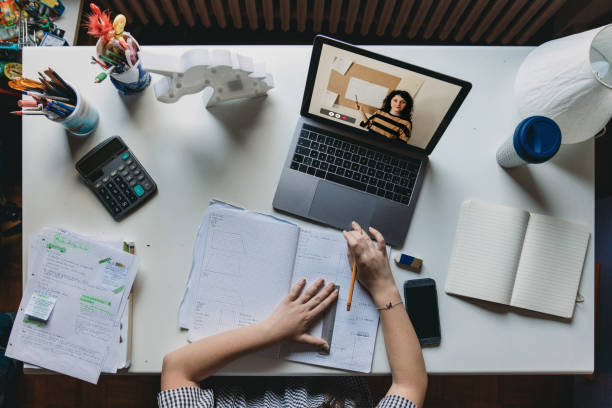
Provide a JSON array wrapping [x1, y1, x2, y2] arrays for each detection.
[[78, 138, 125, 176]]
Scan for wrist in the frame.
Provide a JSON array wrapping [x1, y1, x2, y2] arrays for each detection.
[[372, 286, 402, 307], [253, 320, 283, 346]]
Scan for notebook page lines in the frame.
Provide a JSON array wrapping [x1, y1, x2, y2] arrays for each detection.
[[445, 200, 530, 305], [510, 214, 590, 318]]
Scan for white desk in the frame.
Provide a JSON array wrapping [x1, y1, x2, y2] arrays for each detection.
[[22, 45, 594, 375]]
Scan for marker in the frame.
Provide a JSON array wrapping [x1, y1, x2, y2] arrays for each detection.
[[394, 253, 423, 272]]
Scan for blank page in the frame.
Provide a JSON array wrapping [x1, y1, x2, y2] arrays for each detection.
[[510, 214, 590, 318], [445, 201, 530, 305]]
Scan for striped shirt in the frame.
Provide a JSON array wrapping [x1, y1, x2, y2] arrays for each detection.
[[157, 377, 418, 408], [360, 110, 412, 143]]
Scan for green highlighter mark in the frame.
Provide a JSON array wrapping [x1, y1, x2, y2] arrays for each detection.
[[24, 317, 45, 327], [113, 285, 125, 294], [46, 243, 66, 253], [80, 294, 111, 306], [99, 257, 111, 264]]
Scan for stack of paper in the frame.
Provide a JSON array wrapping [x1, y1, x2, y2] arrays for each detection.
[[179, 200, 380, 373], [6, 228, 139, 384]]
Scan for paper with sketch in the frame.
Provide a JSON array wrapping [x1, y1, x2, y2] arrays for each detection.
[[346, 77, 389, 108], [6, 228, 138, 384], [182, 201, 380, 372], [331, 57, 352, 75], [278, 229, 379, 373], [187, 205, 299, 341]]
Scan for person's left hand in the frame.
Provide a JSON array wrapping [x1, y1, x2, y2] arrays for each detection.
[[262, 278, 338, 350]]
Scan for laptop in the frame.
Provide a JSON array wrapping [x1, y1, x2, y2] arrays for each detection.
[[273, 35, 471, 246]]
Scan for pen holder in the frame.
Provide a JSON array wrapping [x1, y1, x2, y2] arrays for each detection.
[[96, 35, 151, 95], [51, 82, 99, 136]]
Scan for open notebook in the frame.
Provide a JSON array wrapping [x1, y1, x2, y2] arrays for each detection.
[[179, 200, 380, 373], [445, 200, 590, 319]]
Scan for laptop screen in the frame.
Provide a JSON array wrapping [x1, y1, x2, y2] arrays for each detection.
[[301, 36, 472, 155]]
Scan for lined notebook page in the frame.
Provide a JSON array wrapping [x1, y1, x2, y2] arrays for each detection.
[[445, 201, 530, 305], [510, 214, 590, 318]]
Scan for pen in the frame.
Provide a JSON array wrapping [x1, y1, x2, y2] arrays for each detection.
[[347, 261, 356, 311], [53, 100, 76, 110]]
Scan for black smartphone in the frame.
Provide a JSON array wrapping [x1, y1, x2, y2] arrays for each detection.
[[403, 278, 441, 346]]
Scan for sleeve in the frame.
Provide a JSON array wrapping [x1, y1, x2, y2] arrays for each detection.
[[359, 110, 378, 129], [398, 121, 411, 142], [157, 386, 214, 408], [376, 394, 419, 408]]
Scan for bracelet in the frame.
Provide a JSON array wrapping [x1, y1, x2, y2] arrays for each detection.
[[376, 301, 403, 311]]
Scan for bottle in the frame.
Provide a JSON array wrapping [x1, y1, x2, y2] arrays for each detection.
[[496, 116, 561, 168]]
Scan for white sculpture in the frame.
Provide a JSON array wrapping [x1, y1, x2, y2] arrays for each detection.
[[140, 49, 274, 107]]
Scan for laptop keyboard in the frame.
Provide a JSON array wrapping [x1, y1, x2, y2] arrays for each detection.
[[290, 125, 421, 205]]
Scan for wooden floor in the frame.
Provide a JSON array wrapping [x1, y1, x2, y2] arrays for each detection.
[[0, 182, 574, 407]]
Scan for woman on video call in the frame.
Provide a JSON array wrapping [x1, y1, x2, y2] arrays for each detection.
[[158, 222, 427, 408], [356, 90, 413, 143]]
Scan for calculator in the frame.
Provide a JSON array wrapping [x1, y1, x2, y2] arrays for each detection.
[[76, 136, 157, 221]]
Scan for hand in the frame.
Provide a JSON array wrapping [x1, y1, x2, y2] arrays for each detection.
[[355, 101, 361, 111], [343, 221, 398, 303], [263, 278, 338, 350]]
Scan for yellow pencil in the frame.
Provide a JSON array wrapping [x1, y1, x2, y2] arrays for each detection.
[[347, 262, 357, 311]]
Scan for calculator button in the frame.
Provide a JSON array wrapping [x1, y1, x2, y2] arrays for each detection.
[[112, 187, 120, 195], [119, 199, 129, 208], [95, 182, 102, 189], [110, 170, 118, 177], [118, 165, 125, 171], [133, 185, 145, 197], [122, 153, 130, 160], [119, 181, 128, 190], [125, 158, 133, 164], [142, 180, 153, 191], [106, 181, 115, 189], [133, 169, 141, 176], [103, 192, 113, 202], [125, 175, 133, 182], [127, 192, 138, 202], [137, 174, 144, 181], [129, 180, 137, 187], [112, 205, 121, 214], [129, 164, 137, 171], [102, 176, 110, 183], [98, 186, 107, 195], [120, 170, 129, 177]]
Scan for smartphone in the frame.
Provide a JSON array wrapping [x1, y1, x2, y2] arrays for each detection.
[[403, 278, 441, 346]]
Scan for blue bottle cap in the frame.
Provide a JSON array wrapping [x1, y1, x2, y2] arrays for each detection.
[[513, 116, 561, 164]]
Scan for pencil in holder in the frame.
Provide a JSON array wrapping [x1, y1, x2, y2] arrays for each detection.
[[51, 82, 99, 136]]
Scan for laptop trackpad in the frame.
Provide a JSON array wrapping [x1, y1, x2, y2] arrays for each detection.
[[308, 181, 376, 230]]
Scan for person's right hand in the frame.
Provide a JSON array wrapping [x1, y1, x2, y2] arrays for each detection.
[[343, 221, 398, 303], [263, 278, 338, 351]]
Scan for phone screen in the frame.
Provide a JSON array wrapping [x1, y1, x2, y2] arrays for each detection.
[[404, 280, 441, 345]]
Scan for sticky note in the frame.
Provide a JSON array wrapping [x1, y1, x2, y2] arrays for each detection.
[[24, 293, 57, 322]]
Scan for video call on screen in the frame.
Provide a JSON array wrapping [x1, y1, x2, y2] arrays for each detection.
[[308, 44, 463, 151]]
